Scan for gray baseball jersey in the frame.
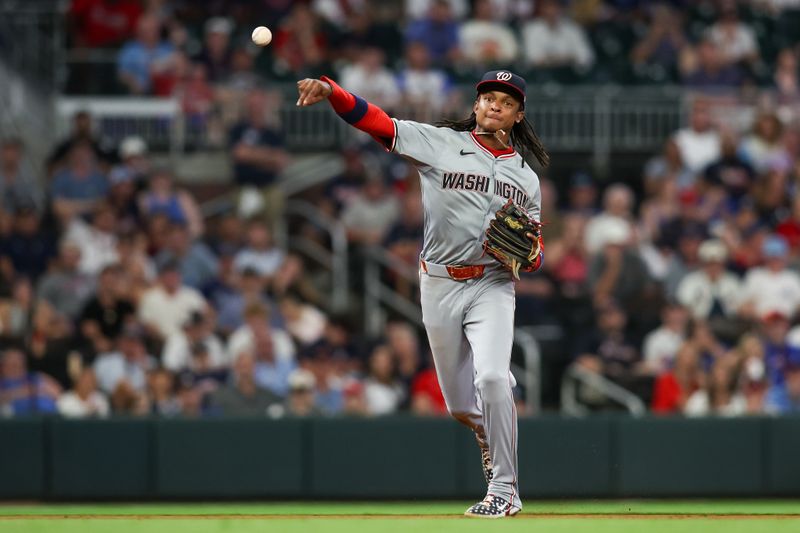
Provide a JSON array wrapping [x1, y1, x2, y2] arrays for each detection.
[[391, 119, 542, 265], [390, 119, 540, 510]]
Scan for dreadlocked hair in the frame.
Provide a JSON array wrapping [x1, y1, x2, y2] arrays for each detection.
[[436, 112, 550, 168]]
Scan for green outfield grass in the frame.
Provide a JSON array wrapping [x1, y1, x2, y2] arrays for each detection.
[[1, 501, 799, 533]]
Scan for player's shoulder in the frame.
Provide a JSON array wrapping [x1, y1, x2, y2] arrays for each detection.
[[393, 119, 464, 138], [514, 157, 541, 186]]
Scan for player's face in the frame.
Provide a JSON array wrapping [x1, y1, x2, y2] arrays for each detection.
[[473, 91, 523, 133]]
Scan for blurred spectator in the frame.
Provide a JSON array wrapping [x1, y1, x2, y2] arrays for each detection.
[[584, 184, 634, 255], [117, 14, 176, 95], [70, 0, 143, 48], [250, 322, 297, 397], [233, 220, 287, 282], [146, 367, 181, 416], [51, 142, 109, 223], [386, 321, 423, 388], [676, 239, 741, 321], [363, 344, 405, 415], [405, 0, 462, 65], [0, 348, 60, 416], [459, 0, 519, 68], [641, 303, 689, 375], [644, 138, 693, 195], [227, 302, 296, 365], [630, 3, 687, 74], [156, 223, 218, 290], [272, 2, 327, 75], [107, 166, 141, 233], [162, 311, 227, 373], [229, 89, 289, 227], [0, 138, 44, 214], [63, 203, 120, 276], [341, 378, 368, 416], [588, 218, 651, 308], [341, 174, 401, 246], [116, 135, 151, 183], [410, 365, 447, 416], [47, 111, 115, 174], [765, 357, 800, 414], [661, 222, 708, 298], [650, 342, 702, 414], [57, 368, 110, 418], [0, 277, 34, 340], [139, 168, 204, 238], [279, 293, 327, 347], [406, 0, 469, 20], [138, 260, 208, 340], [193, 17, 234, 83], [672, 99, 721, 177], [79, 263, 135, 355], [340, 47, 401, 110], [383, 192, 424, 281], [26, 301, 76, 389], [544, 213, 590, 301], [760, 309, 793, 389], [209, 352, 282, 417], [684, 354, 746, 416], [37, 240, 95, 321], [739, 112, 789, 175], [575, 301, 641, 382], [93, 324, 155, 406], [285, 368, 323, 416], [703, 132, 756, 208], [738, 235, 800, 320], [774, 48, 800, 103], [521, 0, 595, 70], [322, 148, 369, 215], [682, 38, 744, 89], [776, 195, 800, 252], [706, 1, 759, 68], [564, 172, 598, 216], [212, 264, 271, 335], [397, 42, 453, 117], [0, 208, 57, 282]]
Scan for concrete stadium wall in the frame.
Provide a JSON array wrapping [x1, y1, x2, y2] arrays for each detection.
[[1, 416, 799, 500]]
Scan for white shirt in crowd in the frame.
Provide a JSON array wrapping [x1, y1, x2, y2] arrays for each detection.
[[521, 17, 595, 68], [676, 270, 742, 319], [233, 248, 285, 277], [64, 219, 119, 277], [397, 69, 451, 113], [161, 331, 229, 372], [227, 325, 297, 362], [684, 390, 747, 417], [341, 194, 400, 239], [340, 64, 401, 110], [739, 267, 800, 318], [57, 391, 110, 418], [363, 378, 405, 415], [93, 352, 154, 394], [459, 20, 519, 64], [707, 23, 758, 65], [642, 326, 685, 373], [138, 285, 207, 338], [672, 128, 721, 176]]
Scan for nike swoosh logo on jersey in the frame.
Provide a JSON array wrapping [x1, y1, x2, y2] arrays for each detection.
[[460, 149, 475, 155]]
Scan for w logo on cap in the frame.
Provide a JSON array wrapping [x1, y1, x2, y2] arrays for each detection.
[[496, 71, 513, 81]]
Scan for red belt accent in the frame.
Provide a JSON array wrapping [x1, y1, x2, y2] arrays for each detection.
[[421, 260, 485, 281]]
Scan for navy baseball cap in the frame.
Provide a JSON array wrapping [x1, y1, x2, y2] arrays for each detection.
[[476, 70, 527, 109]]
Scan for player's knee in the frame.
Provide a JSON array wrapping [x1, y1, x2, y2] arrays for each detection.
[[475, 373, 510, 402]]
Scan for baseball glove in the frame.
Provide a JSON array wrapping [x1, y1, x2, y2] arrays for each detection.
[[483, 199, 543, 280]]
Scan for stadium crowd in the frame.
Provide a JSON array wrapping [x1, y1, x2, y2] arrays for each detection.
[[2, 0, 800, 419]]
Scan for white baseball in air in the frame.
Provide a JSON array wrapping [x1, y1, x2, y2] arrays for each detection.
[[251, 26, 272, 46]]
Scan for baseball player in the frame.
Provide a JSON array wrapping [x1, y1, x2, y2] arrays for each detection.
[[297, 69, 548, 518]]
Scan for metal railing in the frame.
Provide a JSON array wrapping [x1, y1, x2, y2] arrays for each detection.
[[363, 246, 542, 413], [284, 200, 349, 313], [54, 85, 687, 168], [560, 364, 647, 417]]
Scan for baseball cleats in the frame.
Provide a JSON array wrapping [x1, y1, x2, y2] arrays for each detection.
[[464, 494, 521, 518]]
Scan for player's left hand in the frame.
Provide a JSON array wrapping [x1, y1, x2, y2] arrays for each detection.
[[296, 78, 332, 107]]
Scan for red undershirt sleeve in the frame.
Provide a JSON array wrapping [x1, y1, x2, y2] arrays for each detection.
[[320, 75, 396, 149]]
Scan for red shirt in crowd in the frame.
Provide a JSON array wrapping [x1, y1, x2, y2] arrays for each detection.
[[411, 368, 447, 415], [71, 0, 142, 48]]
